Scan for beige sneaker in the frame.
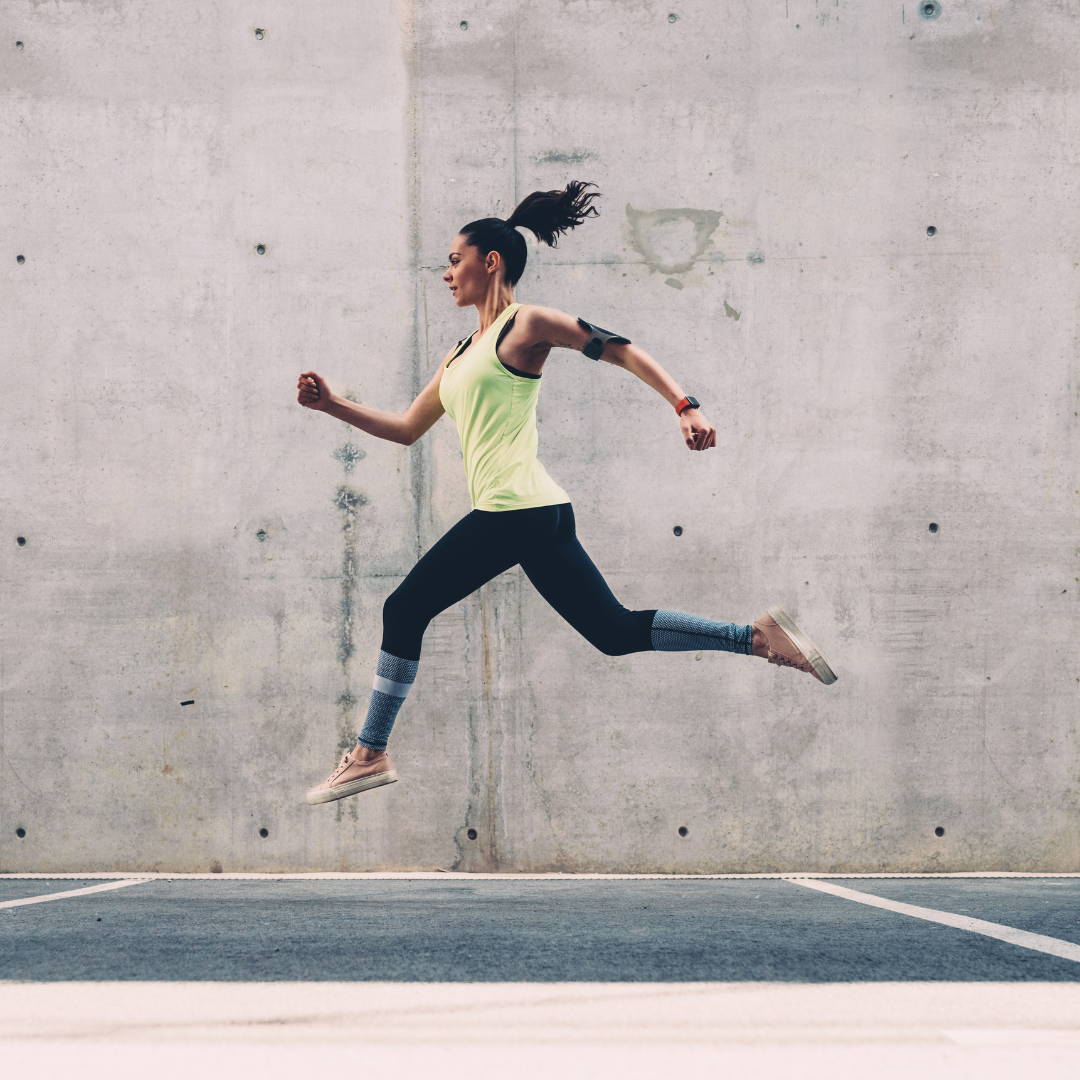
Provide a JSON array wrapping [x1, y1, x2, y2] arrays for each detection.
[[752, 606, 837, 685], [305, 745, 399, 805]]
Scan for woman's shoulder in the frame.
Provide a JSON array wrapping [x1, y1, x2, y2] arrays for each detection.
[[513, 304, 587, 350], [514, 302, 577, 322], [512, 301, 562, 332]]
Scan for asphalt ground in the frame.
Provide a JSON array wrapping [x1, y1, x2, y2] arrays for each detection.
[[3, 875, 1080, 982], [3, 874, 1079, 1078]]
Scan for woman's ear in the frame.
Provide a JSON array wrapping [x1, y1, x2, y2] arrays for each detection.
[[485, 249, 502, 275]]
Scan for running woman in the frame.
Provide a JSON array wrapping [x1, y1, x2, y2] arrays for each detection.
[[298, 181, 836, 806]]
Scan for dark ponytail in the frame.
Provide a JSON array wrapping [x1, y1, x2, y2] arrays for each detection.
[[459, 180, 601, 287], [506, 180, 601, 247]]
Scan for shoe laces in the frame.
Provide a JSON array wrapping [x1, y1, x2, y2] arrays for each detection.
[[767, 648, 804, 670], [328, 750, 353, 781]]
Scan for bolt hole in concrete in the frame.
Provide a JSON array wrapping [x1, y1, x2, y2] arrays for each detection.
[[929, 522, 939, 533], [254, 28, 265, 39], [459, 20, 468, 30], [678, 826, 689, 837], [256, 529, 268, 542], [16, 827, 26, 838], [255, 244, 266, 254], [673, 525, 683, 536], [927, 225, 937, 236], [16, 254, 24, 263], [466, 828, 478, 840], [16, 536, 26, 545], [259, 828, 269, 838], [668, 12, 678, 22], [935, 826, 946, 837], [15, 40, 24, 48], [920, 1, 942, 18]]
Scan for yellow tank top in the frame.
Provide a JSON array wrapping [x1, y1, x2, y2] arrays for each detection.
[[438, 301, 571, 512]]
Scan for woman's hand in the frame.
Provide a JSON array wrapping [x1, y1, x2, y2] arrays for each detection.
[[679, 408, 716, 451], [297, 371, 334, 411]]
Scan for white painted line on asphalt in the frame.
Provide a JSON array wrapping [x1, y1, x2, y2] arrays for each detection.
[[2, 871, 1079, 881], [786, 877, 1080, 965], [0, 878, 152, 910]]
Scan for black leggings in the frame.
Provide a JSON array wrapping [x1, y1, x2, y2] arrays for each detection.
[[381, 503, 657, 662]]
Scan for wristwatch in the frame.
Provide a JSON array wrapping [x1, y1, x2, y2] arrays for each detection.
[[675, 395, 700, 416]]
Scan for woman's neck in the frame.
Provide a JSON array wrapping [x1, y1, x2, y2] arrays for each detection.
[[475, 286, 516, 335]]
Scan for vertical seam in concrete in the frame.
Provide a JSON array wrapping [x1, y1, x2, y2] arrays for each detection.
[[452, 592, 497, 872], [395, 1, 472, 872], [398, 0, 424, 565], [511, 6, 518, 201], [480, 592, 499, 870]]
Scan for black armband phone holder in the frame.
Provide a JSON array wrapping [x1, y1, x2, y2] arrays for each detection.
[[577, 318, 631, 360]]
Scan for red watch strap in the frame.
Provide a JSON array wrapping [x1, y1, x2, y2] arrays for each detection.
[[675, 396, 692, 415]]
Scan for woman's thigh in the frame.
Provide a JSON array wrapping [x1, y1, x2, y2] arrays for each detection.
[[385, 504, 564, 624], [518, 504, 655, 655]]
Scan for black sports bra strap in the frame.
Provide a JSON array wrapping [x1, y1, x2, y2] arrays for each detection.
[[446, 334, 473, 367], [446, 307, 534, 373], [495, 313, 516, 353], [496, 313, 541, 379]]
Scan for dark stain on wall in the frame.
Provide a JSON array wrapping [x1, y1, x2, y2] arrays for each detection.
[[626, 205, 723, 275], [333, 443, 366, 473], [334, 486, 368, 667], [532, 149, 597, 164]]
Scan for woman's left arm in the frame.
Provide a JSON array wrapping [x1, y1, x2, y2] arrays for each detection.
[[524, 305, 717, 452]]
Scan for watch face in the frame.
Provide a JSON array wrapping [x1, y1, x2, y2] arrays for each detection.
[[686, 396, 700, 409]]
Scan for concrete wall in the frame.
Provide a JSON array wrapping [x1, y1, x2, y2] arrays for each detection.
[[2, 0, 1076, 873]]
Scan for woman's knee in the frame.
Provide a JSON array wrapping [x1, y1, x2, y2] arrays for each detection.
[[586, 607, 655, 656], [382, 585, 425, 633], [380, 586, 429, 659]]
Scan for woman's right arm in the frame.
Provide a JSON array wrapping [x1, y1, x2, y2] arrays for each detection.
[[297, 349, 451, 446]]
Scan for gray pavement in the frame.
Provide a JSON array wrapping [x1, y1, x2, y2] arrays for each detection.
[[5, 875, 1080, 1079], [3, 876, 1079, 982]]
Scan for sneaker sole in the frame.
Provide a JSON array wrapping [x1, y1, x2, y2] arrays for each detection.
[[304, 770, 399, 805], [766, 606, 838, 685]]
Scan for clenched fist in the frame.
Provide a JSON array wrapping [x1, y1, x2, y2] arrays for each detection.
[[297, 371, 333, 411], [679, 408, 716, 451]]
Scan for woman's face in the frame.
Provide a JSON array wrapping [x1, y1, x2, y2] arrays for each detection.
[[443, 234, 489, 306]]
